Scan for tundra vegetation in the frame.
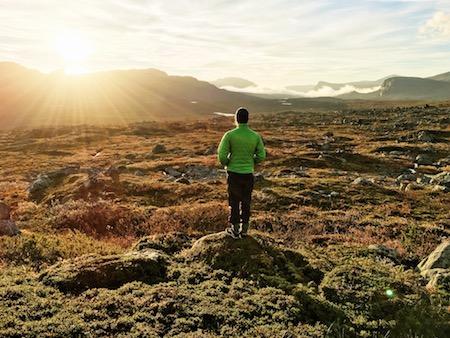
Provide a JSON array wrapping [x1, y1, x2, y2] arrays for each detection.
[[0, 105, 449, 337]]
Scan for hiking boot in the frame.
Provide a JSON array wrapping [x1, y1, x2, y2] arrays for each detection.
[[225, 227, 240, 239]]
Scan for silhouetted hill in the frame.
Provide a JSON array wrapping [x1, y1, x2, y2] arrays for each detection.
[[0, 63, 345, 129]]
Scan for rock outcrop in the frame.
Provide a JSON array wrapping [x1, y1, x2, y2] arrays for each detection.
[[183, 231, 322, 283], [40, 249, 168, 293], [418, 241, 450, 291]]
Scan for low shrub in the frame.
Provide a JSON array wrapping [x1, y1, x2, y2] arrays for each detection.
[[0, 231, 123, 268]]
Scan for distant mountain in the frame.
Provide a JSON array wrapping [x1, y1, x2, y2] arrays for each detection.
[[428, 71, 450, 82], [337, 72, 450, 100], [0, 62, 345, 128], [211, 77, 256, 89], [378, 76, 450, 100]]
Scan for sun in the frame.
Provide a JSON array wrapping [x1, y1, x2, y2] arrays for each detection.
[[52, 31, 93, 74]]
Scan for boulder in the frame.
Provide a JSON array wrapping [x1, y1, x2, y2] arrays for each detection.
[[0, 202, 11, 220], [351, 177, 375, 186], [0, 220, 20, 236], [39, 249, 168, 293], [29, 166, 80, 202], [184, 165, 220, 180], [152, 144, 167, 154], [183, 232, 322, 283], [415, 154, 434, 166], [28, 174, 52, 200], [418, 241, 450, 274], [164, 167, 182, 178]]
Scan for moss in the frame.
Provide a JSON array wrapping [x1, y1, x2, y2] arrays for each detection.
[[39, 250, 168, 293], [0, 231, 123, 268], [183, 232, 321, 288], [320, 257, 449, 336]]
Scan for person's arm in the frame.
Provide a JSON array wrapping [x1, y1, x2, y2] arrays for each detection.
[[218, 132, 231, 166], [254, 135, 266, 164]]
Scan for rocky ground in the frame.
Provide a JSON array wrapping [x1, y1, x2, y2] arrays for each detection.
[[0, 105, 449, 337]]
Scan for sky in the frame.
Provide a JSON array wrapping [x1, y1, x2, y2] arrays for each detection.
[[1, 0, 450, 87]]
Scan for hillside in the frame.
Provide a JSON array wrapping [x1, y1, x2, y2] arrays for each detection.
[[0, 63, 346, 129], [0, 106, 449, 336], [429, 71, 450, 82], [379, 77, 450, 100]]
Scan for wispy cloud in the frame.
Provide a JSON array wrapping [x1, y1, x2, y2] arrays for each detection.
[[220, 84, 380, 97], [420, 11, 450, 40]]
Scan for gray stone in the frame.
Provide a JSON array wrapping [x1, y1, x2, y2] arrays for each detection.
[[164, 167, 182, 178], [418, 241, 450, 275], [152, 144, 167, 154], [415, 154, 434, 166], [351, 177, 375, 185]]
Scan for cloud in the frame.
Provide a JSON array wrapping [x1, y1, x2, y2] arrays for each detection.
[[1, 1, 450, 84], [219, 84, 380, 98], [420, 11, 450, 40]]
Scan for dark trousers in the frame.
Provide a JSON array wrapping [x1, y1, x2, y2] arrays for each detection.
[[227, 171, 254, 228]]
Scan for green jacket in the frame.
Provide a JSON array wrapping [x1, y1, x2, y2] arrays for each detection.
[[217, 123, 266, 174]]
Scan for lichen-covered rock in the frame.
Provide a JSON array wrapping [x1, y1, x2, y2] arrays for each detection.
[[418, 241, 450, 274], [183, 232, 322, 284], [39, 249, 168, 292], [133, 232, 192, 254]]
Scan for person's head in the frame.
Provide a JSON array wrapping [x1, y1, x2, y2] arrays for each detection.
[[235, 107, 249, 125]]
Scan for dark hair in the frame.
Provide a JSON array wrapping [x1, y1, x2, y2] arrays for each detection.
[[235, 107, 249, 123]]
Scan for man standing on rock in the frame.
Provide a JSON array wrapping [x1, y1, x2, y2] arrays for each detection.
[[218, 107, 266, 239]]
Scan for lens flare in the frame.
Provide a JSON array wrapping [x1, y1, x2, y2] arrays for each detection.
[[385, 289, 395, 298]]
